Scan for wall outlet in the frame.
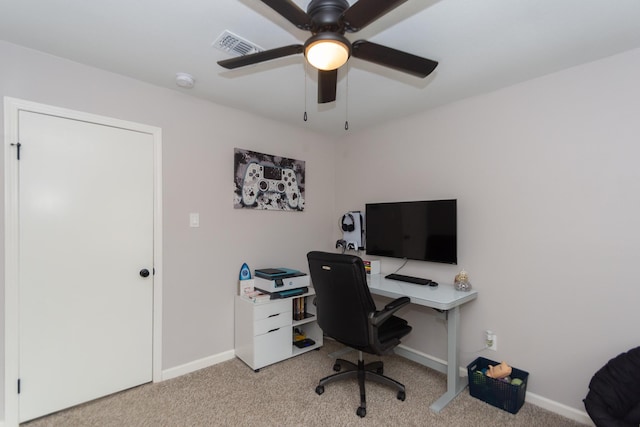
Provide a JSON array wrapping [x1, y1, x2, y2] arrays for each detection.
[[486, 330, 497, 351], [489, 334, 497, 351]]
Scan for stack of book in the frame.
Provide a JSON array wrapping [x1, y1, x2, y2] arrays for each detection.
[[363, 260, 380, 275], [293, 297, 307, 321]]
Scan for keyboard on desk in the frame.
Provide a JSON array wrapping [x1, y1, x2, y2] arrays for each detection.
[[385, 273, 432, 286]]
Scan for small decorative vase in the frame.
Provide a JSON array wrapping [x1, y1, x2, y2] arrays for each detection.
[[454, 270, 472, 291]]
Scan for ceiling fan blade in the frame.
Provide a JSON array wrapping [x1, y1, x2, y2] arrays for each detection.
[[352, 40, 438, 78], [218, 45, 304, 69], [318, 69, 338, 104], [342, 0, 408, 32], [260, 0, 312, 30]]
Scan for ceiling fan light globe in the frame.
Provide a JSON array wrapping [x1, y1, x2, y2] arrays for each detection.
[[304, 35, 350, 71]]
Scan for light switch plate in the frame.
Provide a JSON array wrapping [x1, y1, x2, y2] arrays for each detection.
[[189, 213, 200, 227]]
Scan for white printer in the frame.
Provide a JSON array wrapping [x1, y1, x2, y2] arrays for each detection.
[[253, 268, 310, 294]]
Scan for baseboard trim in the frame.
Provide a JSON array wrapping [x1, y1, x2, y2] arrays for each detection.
[[395, 345, 594, 426], [525, 392, 594, 426], [161, 350, 236, 381]]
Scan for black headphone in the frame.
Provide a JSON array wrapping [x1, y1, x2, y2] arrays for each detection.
[[341, 213, 355, 232]]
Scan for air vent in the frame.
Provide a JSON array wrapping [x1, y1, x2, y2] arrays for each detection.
[[213, 30, 263, 57]]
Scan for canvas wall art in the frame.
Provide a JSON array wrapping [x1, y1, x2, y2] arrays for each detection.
[[234, 148, 305, 211]]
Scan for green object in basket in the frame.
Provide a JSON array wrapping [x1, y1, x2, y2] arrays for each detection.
[[511, 378, 523, 386]]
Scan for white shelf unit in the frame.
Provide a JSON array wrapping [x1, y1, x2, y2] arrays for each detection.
[[235, 288, 323, 371]]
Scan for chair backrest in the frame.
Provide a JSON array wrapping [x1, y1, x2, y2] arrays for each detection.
[[307, 251, 377, 350]]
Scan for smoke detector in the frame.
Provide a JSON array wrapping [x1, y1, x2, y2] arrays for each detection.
[[175, 73, 195, 89]]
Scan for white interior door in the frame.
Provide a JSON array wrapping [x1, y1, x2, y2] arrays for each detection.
[[17, 110, 154, 422]]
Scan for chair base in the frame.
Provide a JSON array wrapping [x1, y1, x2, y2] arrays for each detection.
[[315, 354, 406, 418]]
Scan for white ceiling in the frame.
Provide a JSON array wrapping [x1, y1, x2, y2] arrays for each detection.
[[2, 0, 640, 136]]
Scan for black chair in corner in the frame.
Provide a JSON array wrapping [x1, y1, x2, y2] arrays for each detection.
[[306, 251, 412, 418]]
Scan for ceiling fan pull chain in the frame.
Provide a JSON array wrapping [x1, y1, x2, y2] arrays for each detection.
[[303, 61, 308, 122], [344, 64, 349, 131]]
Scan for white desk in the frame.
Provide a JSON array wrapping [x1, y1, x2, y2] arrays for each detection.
[[367, 274, 478, 412]]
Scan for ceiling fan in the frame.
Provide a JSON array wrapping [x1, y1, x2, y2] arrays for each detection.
[[218, 0, 438, 103]]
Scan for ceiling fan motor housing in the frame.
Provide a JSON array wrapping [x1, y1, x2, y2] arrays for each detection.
[[307, 0, 349, 33], [218, 0, 438, 103]]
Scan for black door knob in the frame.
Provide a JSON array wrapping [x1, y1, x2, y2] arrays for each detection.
[[139, 269, 150, 278]]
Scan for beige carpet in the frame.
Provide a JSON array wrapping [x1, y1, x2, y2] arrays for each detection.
[[24, 340, 588, 426]]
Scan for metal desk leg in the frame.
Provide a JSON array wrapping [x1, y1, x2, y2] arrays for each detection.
[[430, 305, 467, 412]]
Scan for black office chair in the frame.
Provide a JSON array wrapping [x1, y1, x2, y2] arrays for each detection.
[[307, 251, 412, 418]]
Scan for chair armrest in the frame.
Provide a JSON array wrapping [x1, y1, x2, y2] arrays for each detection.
[[384, 296, 410, 312], [370, 296, 410, 327]]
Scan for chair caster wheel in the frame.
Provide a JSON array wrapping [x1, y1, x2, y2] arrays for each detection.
[[333, 363, 341, 372], [356, 406, 366, 417], [397, 390, 406, 401], [315, 385, 324, 395]]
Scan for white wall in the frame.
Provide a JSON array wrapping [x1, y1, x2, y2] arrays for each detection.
[[0, 41, 337, 420], [334, 47, 640, 414]]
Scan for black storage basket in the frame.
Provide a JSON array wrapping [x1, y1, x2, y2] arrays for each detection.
[[467, 357, 529, 414]]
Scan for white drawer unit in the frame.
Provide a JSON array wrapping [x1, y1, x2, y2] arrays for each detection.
[[235, 288, 323, 371]]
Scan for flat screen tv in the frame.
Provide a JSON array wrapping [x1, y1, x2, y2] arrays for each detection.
[[365, 199, 457, 264]]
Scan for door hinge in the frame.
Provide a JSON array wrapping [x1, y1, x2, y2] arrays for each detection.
[[17, 378, 21, 394], [10, 142, 22, 160]]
